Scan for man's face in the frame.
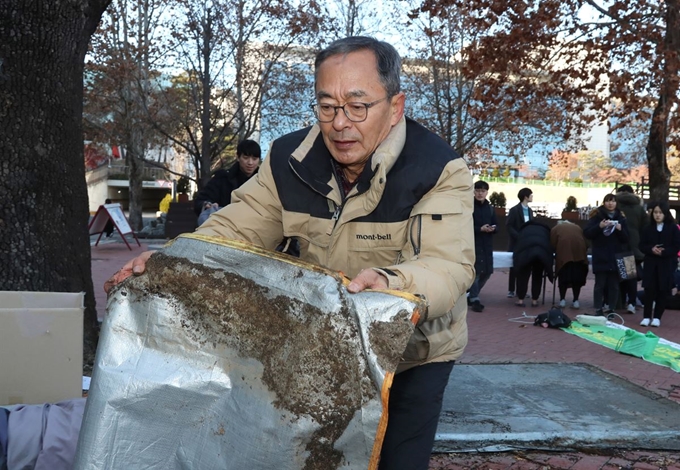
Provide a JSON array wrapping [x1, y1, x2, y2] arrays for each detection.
[[238, 154, 260, 177], [526, 193, 533, 203], [315, 50, 405, 172], [474, 188, 488, 202]]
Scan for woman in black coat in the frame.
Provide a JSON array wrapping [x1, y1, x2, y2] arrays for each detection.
[[583, 194, 629, 316], [638, 202, 680, 327], [512, 221, 553, 307]]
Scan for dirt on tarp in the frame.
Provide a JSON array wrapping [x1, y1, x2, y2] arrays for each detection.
[[120, 251, 413, 469]]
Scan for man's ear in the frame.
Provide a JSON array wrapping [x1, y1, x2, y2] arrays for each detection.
[[390, 92, 406, 126]]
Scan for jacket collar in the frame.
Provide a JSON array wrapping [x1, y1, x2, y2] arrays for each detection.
[[288, 117, 407, 204]]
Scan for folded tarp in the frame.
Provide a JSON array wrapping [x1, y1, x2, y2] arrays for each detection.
[[1, 399, 86, 470], [75, 234, 425, 470]]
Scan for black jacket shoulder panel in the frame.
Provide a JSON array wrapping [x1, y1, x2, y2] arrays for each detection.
[[356, 118, 461, 223], [270, 127, 337, 220]]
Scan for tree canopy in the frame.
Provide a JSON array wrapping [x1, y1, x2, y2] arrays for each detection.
[[419, 0, 679, 198]]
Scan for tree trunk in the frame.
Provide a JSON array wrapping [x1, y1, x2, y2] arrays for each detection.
[[200, 8, 213, 189], [127, 136, 145, 231], [646, 0, 680, 202], [0, 0, 112, 369]]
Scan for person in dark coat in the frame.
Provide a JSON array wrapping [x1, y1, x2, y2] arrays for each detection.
[[103, 198, 115, 237], [615, 184, 649, 313], [512, 220, 553, 307], [638, 202, 680, 327], [583, 193, 629, 316], [506, 187, 533, 299], [193, 139, 261, 220], [468, 180, 498, 312], [550, 220, 588, 309]]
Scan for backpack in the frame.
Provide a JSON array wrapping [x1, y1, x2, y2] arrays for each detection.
[[534, 307, 572, 329]]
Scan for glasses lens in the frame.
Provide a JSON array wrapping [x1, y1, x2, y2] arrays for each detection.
[[344, 103, 367, 122], [316, 104, 335, 122]]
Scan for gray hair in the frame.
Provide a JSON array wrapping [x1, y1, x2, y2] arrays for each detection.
[[314, 36, 401, 98]]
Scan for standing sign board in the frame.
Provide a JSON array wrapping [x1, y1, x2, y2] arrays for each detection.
[[88, 203, 140, 250]]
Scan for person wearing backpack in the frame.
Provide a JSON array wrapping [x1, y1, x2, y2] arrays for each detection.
[[615, 184, 649, 313], [506, 187, 534, 298], [469, 180, 498, 312]]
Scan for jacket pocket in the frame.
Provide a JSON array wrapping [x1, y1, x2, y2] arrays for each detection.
[[282, 211, 332, 261], [345, 221, 407, 276]]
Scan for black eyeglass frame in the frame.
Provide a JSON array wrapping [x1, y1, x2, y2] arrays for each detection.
[[310, 97, 389, 123]]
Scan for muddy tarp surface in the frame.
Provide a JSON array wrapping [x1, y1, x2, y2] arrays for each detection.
[[74, 234, 425, 470]]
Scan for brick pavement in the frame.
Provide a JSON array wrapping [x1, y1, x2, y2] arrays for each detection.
[[89, 241, 680, 469]]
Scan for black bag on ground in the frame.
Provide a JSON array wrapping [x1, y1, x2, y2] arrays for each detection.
[[534, 307, 572, 328]]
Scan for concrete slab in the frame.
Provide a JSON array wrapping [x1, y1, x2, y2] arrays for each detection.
[[435, 363, 680, 453]]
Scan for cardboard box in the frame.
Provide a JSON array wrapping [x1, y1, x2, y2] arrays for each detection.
[[0, 291, 84, 405]]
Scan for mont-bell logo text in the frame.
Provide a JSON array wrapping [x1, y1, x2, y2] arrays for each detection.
[[356, 233, 392, 241]]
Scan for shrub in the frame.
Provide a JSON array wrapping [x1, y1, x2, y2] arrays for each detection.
[[489, 191, 507, 208], [177, 176, 191, 194]]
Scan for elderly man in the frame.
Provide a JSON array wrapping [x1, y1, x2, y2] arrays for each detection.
[[106, 36, 475, 470]]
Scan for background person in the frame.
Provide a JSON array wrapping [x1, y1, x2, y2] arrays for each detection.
[[638, 202, 680, 327], [105, 36, 475, 470], [469, 180, 497, 312], [615, 184, 648, 313], [103, 198, 114, 237], [193, 139, 261, 225], [512, 220, 553, 307], [506, 187, 533, 299], [584, 194, 629, 316], [550, 220, 588, 309]]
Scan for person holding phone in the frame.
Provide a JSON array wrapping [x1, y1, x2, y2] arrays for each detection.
[[469, 180, 498, 312], [584, 193, 629, 316], [638, 202, 680, 327]]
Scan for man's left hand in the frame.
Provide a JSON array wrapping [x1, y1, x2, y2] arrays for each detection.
[[347, 269, 389, 293]]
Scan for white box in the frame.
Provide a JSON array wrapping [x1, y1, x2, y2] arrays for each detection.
[[0, 291, 84, 405]]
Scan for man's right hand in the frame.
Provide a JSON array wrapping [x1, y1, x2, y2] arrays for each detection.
[[104, 250, 155, 294]]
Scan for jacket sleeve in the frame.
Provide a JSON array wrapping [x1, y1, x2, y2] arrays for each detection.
[[550, 227, 558, 249], [672, 225, 680, 258], [379, 158, 475, 321], [660, 225, 680, 259], [615, 219, 629, 244], [583, 216, 600, 239], [490, 207, 498, 234], [639, 226, 654, 255], [196, 156, 284, 249], [193, 174, 228, 216], [506, 206, 519, 240]]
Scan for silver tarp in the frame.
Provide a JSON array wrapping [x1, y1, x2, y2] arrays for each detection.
[[74, 234, 425, 470]]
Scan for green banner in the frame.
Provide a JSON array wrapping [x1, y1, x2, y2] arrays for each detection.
[[564, 321, 680, 372]]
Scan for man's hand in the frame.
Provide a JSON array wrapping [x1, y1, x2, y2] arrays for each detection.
[[347, 269, 389, 293], [104, 250, 155, 294]]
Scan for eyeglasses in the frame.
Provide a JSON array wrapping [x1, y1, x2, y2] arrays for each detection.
[[311, 97, 388, 123]]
